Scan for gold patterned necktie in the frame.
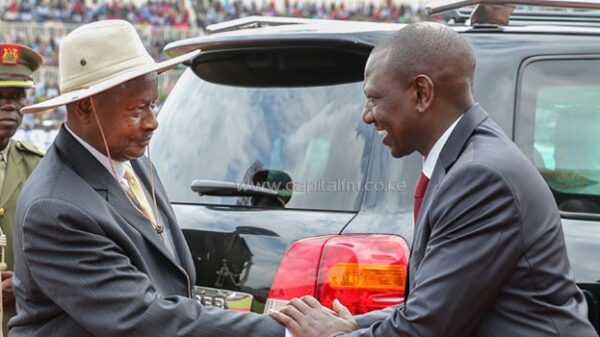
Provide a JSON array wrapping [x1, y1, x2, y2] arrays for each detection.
[[122, 166, 162, 236]]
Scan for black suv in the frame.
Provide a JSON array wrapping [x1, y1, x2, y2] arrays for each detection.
[[151, 0, 600, 330]]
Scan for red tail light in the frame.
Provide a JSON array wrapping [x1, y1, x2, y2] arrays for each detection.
[[266, 234, 409, 315]]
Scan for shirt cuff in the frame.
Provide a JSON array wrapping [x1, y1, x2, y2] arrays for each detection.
[[285, 328, 294, 337]]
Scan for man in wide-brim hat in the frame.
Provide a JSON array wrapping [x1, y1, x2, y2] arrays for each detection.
[[0, 42, 44, 337], [11, 20, 286, 337]]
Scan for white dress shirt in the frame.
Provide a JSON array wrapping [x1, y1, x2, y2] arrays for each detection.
[[422, 114, 464, 178]]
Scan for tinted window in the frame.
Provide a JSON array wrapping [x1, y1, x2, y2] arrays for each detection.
[[151, 70, 372, 212], [516, 58, 600, 214]]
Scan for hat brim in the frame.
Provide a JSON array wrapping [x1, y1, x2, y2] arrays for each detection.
[[21, 49, 200, 114]]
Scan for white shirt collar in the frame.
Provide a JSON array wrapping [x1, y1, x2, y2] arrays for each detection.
[[64, 124, 128, 182], [422, 114, 464, 179]]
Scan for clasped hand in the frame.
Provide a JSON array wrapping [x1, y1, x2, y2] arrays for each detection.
[[269, 296, 358, 337]]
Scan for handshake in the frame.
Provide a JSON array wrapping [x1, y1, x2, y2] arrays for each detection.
[[269, 296, 359, 337]]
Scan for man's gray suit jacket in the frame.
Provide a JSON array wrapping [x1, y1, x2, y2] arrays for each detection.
[[347, 105, 598, 337], [9, 126, 285, 337]]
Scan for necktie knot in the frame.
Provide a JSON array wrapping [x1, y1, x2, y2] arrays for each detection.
[[122, 166, 163, 236], [414, 172, 429, 198], [413, 172, 430, 224], [124, 167, 139, 189]]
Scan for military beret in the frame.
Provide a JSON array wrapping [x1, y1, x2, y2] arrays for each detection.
[[0, 43, 44, 88]]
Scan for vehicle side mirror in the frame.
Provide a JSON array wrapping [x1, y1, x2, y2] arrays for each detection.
[[251, 169, 293, 207]]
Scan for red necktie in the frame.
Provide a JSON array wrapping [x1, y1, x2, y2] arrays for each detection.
[[413, 172, 430, 223]]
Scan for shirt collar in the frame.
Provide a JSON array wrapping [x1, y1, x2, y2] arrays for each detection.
[[65, 123, 128, 182], [422, 114, 464, 179], [0, 139, 10, 164]]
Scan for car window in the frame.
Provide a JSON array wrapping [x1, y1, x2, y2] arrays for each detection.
[[516, 57, 600, 214], [151, 69, 373, 212]]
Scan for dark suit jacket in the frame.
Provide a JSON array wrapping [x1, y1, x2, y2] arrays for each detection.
[[9, 126, 284, 337], [347, 105, 598, 337]]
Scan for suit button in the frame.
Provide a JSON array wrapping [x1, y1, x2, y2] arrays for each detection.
[[0, 208, 4, 217]]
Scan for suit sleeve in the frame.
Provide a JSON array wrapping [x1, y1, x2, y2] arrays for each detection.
[[344, 163, 523, 337], [19, 198, 285, 337], [354, 305, 400, 329]]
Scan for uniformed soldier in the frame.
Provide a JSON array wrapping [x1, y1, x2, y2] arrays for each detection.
[[0, 43, 44, 335]]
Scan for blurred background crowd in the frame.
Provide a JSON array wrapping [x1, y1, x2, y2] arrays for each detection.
[[0, 0, 426, 148]]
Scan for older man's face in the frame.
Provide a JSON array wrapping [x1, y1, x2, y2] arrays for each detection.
[[90, 73, 159, 161], [0, 87, 26, 147]]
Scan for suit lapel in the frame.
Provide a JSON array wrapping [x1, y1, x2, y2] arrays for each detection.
[[132, 159, 195, 276], [416, 104, 489, 230], [409, 160, 446, 288], [415, 161, 445, 231], [409, 105, 489, 287], [54, 126, 185, 271], [106, 179, 179, 260], [0, 140, 26, 206]]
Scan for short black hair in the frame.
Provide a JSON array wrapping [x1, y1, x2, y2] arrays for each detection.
[[372, 22, 476, 86]]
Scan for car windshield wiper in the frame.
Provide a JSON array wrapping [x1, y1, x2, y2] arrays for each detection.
[[191, 179, 279, 198]]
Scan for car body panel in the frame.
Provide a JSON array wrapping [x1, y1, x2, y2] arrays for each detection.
[[171, 204, 356, 309], [156, 19, 600, 325]]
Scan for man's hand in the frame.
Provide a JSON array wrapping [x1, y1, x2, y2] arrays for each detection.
[[1, 271, 15, 305], [270, 296, 358, 337]]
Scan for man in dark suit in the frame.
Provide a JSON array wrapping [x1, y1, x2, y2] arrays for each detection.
[[11, 20, 285, 337], [270, 22, 598, 337]]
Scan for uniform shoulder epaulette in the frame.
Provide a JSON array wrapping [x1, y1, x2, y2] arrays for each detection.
[[15, 141, 45, 157]]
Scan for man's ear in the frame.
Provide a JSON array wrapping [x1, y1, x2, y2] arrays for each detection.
[[413, 74, 434, 113], [72, 98, 94, 124]]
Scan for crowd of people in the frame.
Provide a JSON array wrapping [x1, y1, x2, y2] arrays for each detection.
[[14, 82, 63, 149], [1, 24, 193, 66], [0, 0, 427, 147], [1, 0, 191, 27], [194, 0, 426, 28], [1, 0, 429, 66], [0, 0, 428, 29]]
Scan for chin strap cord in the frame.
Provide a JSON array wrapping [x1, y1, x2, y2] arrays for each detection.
[[146, 144, 161, 232]]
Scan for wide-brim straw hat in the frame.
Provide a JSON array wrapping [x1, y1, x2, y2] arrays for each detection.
[[21, 20, 200, 114]]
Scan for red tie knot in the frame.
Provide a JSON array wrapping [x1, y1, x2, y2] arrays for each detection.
[[414, 172, 430, 199], [413, 172, 430, 224]]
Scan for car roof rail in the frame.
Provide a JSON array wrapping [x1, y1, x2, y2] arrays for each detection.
[[509, 10, 600, 26], [427, 0, 600, 26], [206, 16, 312, 34]]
